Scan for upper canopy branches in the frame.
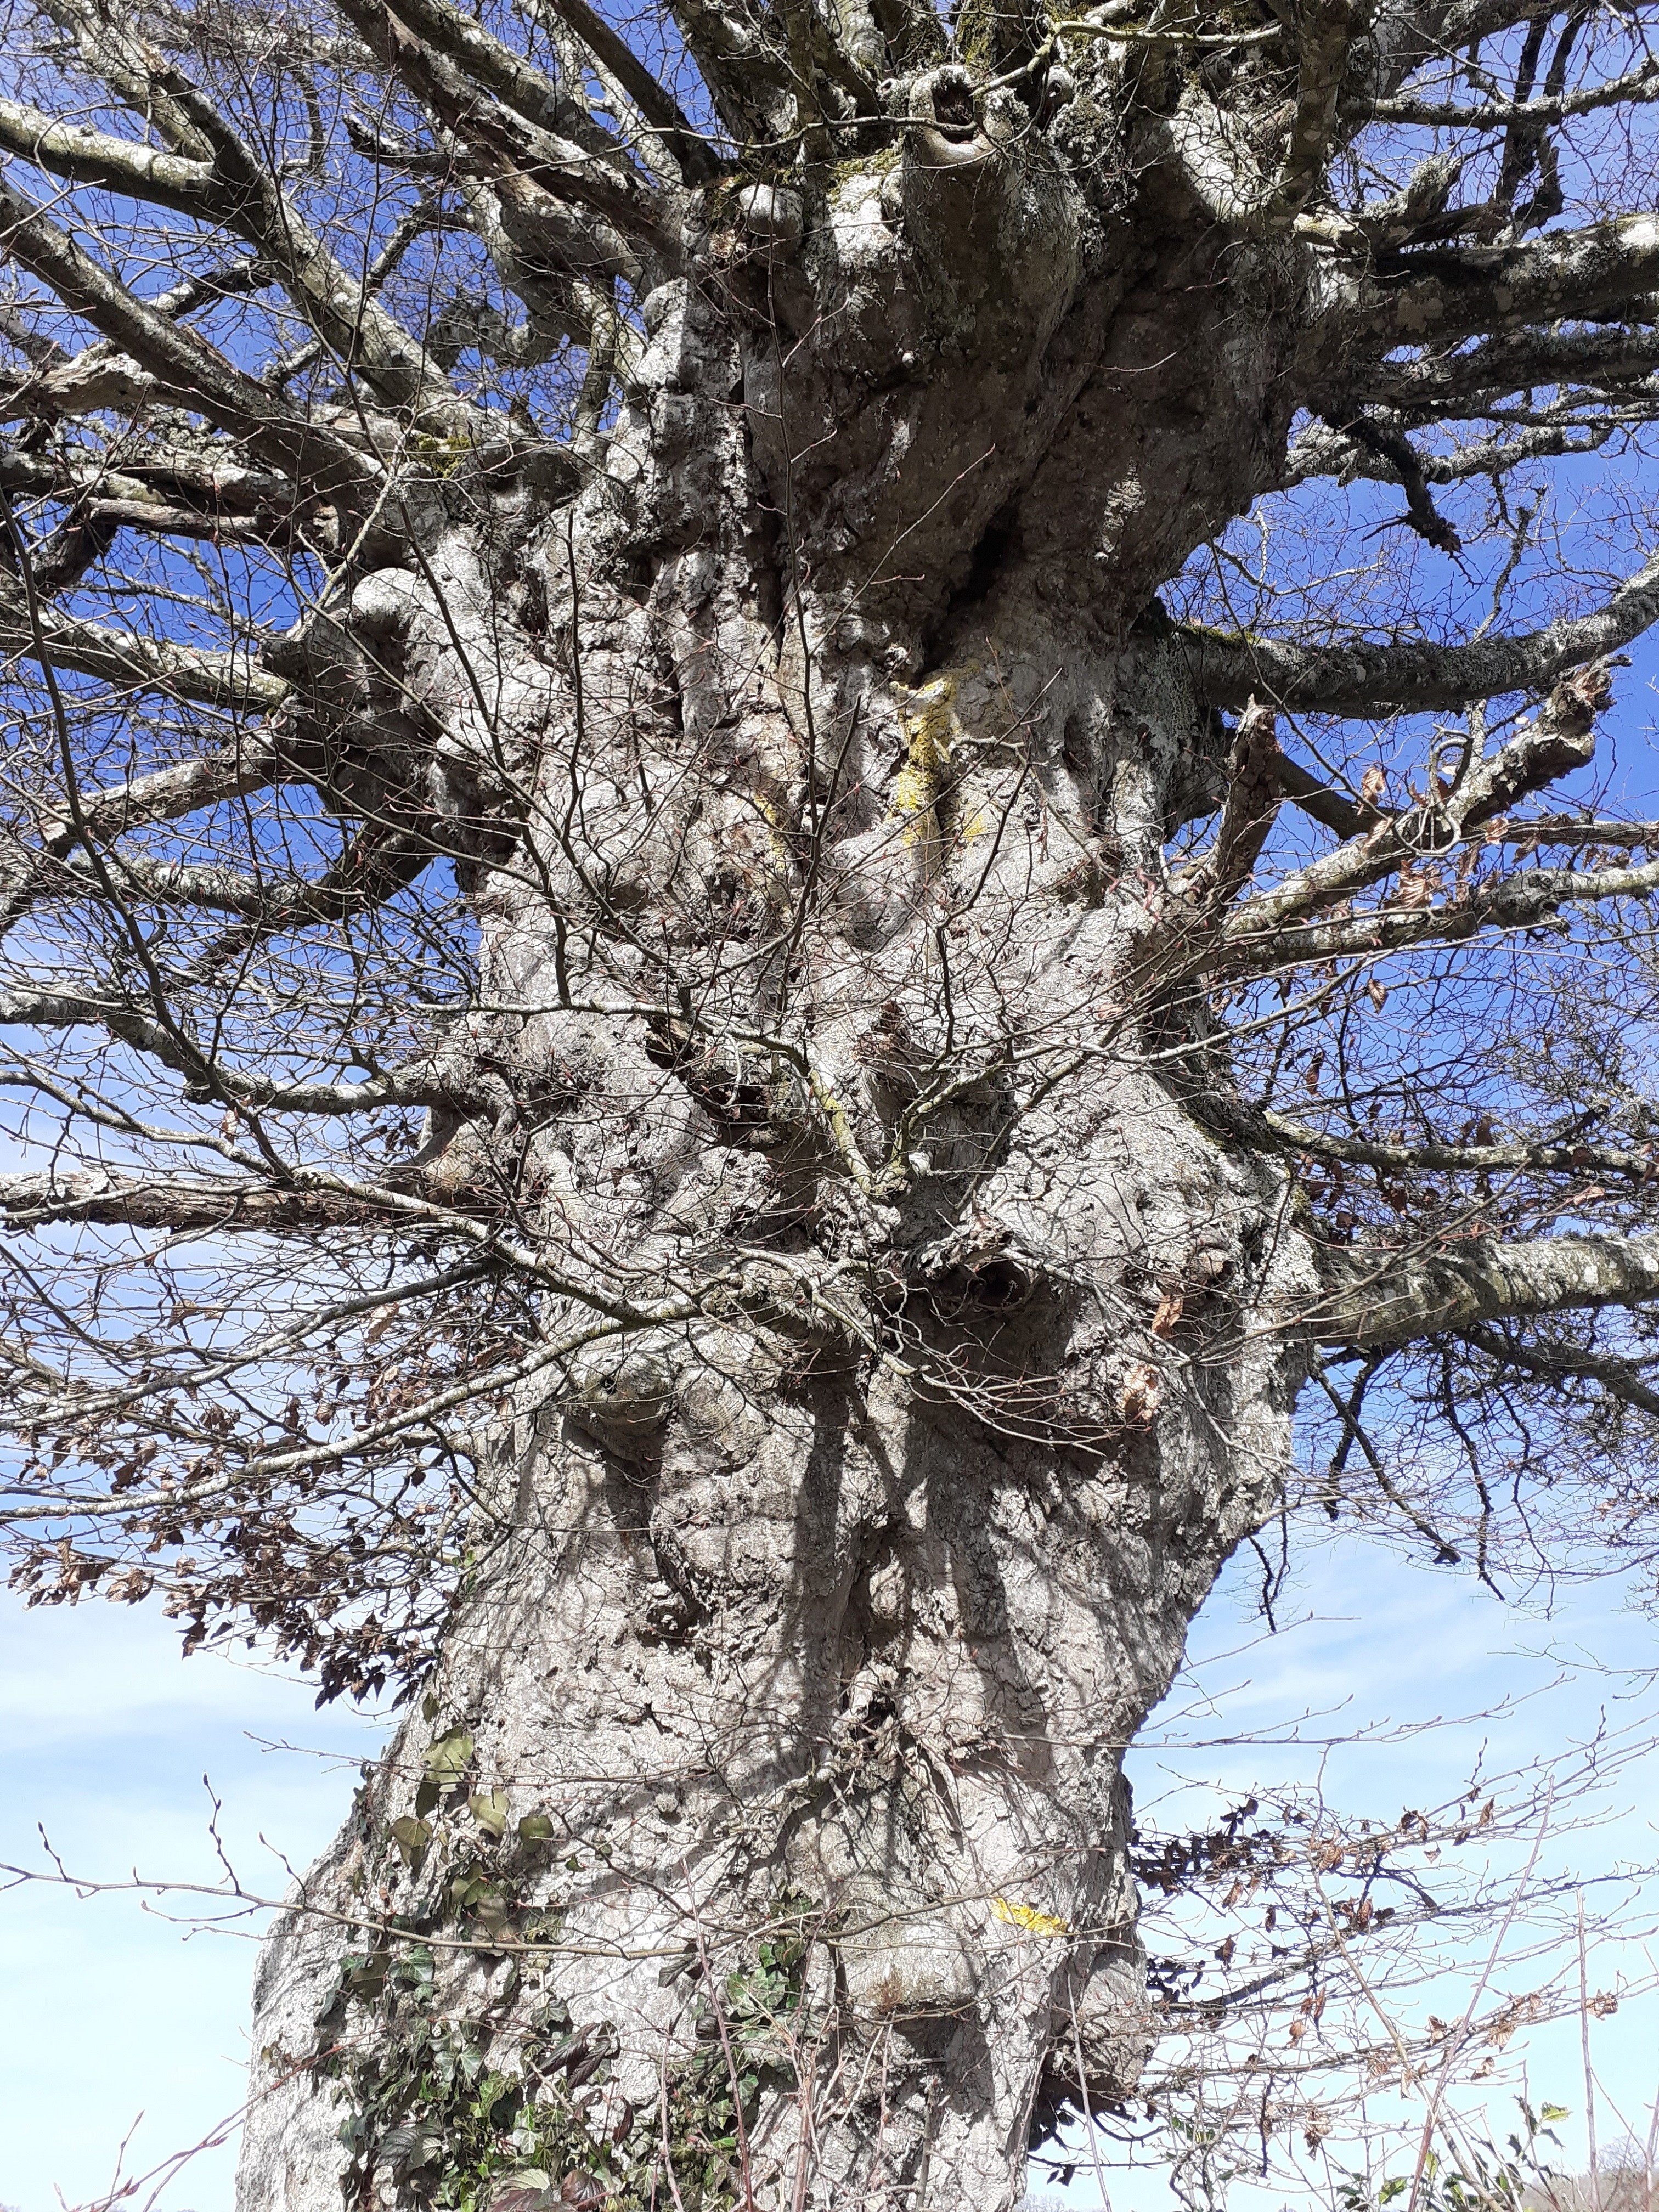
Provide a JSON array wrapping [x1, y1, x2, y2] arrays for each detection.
[[3, 0, 1659, 907], [1, 0, 1658, 551], [5, 0, 1659, 1024]]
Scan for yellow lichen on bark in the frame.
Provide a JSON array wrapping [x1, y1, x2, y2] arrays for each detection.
[[891, 663, 992, 870]]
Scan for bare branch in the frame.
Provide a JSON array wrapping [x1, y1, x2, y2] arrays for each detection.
[[1283, 416, 1618, 491], [1222, 843, 1659, 974], [1183, 551, 1659, 712], [0, 97, 450, 419], [666, 0, 797, 145], [1357, 213, 1659, 355], [1178, 701, 1283, 904], [2, 740, 284, 937], [1459, 1320, 1659, 1420], [1318, 411, 1463, 552], [528, 0, 720, 183], [1220, 665, 1614, 941], [0, 587, 291, 712], [0, 1169, 400, 1235], [0, 97, 222, 216], [1313, 1229, 1659, 1347], [1364, 55, 1659, 128], [1273, 754, 1372, 840], [1273, 0, 1354, 224], [1340, 323, 1659, 416], [0, 174, 380, 495], [1254, 1105, 1658, 1184], [338, 0, 673, 267]]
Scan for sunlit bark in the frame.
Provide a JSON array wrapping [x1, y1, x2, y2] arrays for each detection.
[[5, 0, 1659, 2200]]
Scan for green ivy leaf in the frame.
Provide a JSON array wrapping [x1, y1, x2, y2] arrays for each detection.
[[346, 1947, 390, 1999], [473, 1892, 512, 1937], [517, 1813, 555, 1843], [469, 1787, 510, 1838], [391, 1815, 432, 1867], [425, 1728, 475, 1788], [397, 1944, 436, 1994]]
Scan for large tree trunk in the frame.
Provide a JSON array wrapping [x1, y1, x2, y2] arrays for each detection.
[[7, 0, 1659, 2200], [239, 138, 1313, 2212]]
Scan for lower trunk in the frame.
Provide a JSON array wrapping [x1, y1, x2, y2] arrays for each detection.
[[239, 1190, 1304, 2212]]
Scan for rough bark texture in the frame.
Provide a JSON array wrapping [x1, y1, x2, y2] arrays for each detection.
[[230, 132, 1321, 2209], [8, 0, 1659, 2203]]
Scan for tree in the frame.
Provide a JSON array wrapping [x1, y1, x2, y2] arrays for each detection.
[[5, 0, 1659, 2197]]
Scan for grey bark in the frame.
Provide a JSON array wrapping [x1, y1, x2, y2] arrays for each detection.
[[4, 4, 1659, 2206], [223, 136, 1326, 2207]]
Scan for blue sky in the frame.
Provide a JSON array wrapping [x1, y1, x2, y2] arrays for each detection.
[[3, 1526, 1655, 2212], [0, 1594, 392, 2212]]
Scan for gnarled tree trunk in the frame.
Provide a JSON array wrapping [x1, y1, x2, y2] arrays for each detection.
[[239, 150, 1312, 2211], [6, 0, 1656, 2199]]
